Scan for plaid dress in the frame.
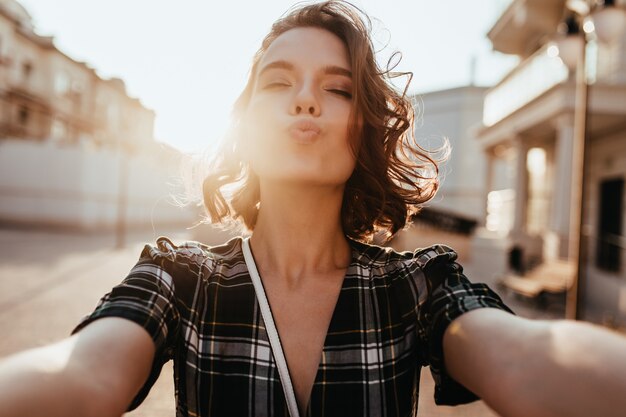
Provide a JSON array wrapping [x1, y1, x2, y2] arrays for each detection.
[[72, 236, 514, 417]]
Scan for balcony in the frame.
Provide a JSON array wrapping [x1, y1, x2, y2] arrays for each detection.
[[488, 0, 566, 57], [483, 43, 569, 127]]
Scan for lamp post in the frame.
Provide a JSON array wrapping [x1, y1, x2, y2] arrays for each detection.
[[555, 0, 626, 320], [115, 146, 129, 249], [116, 141, 136, 249]]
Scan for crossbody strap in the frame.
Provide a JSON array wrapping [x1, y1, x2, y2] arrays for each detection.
[[242, 237, 301, 417]]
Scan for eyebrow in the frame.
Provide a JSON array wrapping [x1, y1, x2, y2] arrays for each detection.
[[258, 60, 352, 79]]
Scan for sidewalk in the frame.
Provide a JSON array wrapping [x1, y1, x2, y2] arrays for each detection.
[[0, 228, 557, 416], [0, 228, 180, 416]]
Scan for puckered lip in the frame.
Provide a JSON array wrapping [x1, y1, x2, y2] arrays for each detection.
[[288, 119, 322, 134]]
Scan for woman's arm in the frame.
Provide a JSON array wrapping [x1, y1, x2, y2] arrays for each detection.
[[0, 317, 155, 417], [443, 308, 626, 417]]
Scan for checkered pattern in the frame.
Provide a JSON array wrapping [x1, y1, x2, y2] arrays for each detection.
[[72, 236, 514, 417]]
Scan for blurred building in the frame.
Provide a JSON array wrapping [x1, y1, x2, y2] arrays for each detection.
[[0, 0, 194, 230], [385, 86, 487, 260], [413, 86, 489, 222], [0, 0, 154, 148], [473, 0, 626, 324]]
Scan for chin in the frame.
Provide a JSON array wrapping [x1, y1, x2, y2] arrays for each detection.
[[253, 157, 354, 187], [260, 169, 347, 188]]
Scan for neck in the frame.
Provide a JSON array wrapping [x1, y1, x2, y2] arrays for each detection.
[[249, 180, 352, 288]]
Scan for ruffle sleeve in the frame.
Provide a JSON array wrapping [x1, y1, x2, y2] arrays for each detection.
[[70, 236, 205, 411], [411, 244, 515, 406]]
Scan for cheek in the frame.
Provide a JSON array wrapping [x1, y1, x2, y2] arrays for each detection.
[[331, 123, 358, 178], [243, 101, 267, 134], [241, 103, 276, 149], [334, 111, 357, 156], [342, 123, 361, 178], [239, 105, 280, 173]]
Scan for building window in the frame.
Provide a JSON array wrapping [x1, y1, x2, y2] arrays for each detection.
[[596, 177, 624, 273], [55, 72, 71, 95], [69, 80, 83, 109], [22, 62, 33, 81], [18, 106, 29, 126]]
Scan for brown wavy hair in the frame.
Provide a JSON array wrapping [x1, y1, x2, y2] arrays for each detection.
[[201, 0, 444, 243]]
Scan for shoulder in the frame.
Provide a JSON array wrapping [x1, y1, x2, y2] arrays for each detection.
[[133, 235, 245, 307], [139, 235, 244, 273], [410, 244, 459, 270], [350, 238, 458, 274]]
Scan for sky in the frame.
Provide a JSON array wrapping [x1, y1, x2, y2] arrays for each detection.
[[18, 0, 518, 153]]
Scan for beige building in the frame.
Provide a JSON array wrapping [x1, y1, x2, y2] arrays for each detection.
[[474, 0, 626, 323], [0, 0, 193, 230], [412, 86, 489, 222], [0, 0, 154, 148]]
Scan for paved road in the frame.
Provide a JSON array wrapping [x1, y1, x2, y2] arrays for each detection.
[[0, 228, 562, 416]]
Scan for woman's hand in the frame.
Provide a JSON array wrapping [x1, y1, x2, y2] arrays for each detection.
[[443, 308, 626, 417], [0, 317, 155, 417]]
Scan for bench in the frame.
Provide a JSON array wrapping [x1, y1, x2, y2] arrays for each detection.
[[498, 260, 575, 306]]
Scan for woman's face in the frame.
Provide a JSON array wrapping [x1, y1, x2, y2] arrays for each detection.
[[241, 27, 356, 188]]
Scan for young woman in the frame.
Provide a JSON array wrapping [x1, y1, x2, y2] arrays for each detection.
[[2, 2, 626, 417]]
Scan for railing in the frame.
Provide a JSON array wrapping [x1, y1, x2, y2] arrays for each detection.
[[483, 43, 570, 127]]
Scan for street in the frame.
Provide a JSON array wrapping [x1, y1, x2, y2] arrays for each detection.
[[0, 227, 561, 416]]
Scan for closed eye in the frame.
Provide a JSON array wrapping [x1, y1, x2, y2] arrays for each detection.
[[263, 82, 291, 89], [328, 89, 352, 99]]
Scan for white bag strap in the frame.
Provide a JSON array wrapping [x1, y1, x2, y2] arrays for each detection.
[[242, 237, 301, 417]]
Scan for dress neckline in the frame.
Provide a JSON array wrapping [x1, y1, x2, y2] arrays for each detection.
[[239, 236, 359, 416]]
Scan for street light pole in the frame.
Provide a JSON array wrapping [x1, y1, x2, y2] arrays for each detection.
[[566, 16, 590, 320], [115, 147, 129, 249]]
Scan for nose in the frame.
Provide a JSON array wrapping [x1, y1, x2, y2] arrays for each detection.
[[290, 81, 320, 117]]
